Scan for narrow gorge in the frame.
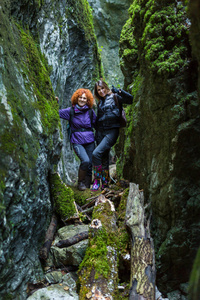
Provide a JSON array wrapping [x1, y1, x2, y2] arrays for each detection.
[[0, 0, 200, 299]]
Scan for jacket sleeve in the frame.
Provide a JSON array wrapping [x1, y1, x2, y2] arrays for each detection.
[[92, 109, 97, 127], [117, 89, 133, 104], [59, 107, 71, 120]]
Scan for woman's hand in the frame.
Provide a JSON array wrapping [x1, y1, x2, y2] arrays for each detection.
[[111, 85, 119, 94]]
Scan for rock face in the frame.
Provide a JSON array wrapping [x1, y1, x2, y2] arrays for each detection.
[[88, 0, 132, 87], [116, 0, 200, 295], [37, 0, 102, 183], [0, 0, 100, 298]]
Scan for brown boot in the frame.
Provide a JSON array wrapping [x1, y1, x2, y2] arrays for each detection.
[[85, 175, 92, 188], [78, 168, 87, 191]]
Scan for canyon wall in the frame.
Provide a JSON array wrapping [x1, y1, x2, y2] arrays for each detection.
[[0, 0, 101, 298], [116, 0, 200, 296]]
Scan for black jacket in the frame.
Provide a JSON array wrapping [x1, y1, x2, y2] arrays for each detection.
[[96, 90, 133, 130]]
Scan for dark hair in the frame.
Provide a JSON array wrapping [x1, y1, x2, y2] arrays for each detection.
[[94, 80, 111, 101], [71, 88, 94, 108]]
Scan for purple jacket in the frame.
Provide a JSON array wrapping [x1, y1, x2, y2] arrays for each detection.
[[59, 105, 96, 144]]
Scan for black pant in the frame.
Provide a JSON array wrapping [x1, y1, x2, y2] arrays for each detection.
[[92, 128, 119, 169], [73, 142, 95, 176]]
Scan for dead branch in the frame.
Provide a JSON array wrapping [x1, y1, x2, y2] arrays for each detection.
[[39, 213, 58, 261], [81, 197, 97, 210], [55, 231, 89, 248], [76, 202, 91, 221]]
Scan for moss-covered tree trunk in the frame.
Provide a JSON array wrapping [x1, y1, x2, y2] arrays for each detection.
[[78, 195, 119, 300], [125, 183, 155, 299], [49, 172, 77, 220]]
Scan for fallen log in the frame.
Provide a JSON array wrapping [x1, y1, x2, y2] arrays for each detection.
[[125, 183, 156, 300], [78, 194, 119, 300], [55, 231, 89, 248], [39, 213, 58, 261]]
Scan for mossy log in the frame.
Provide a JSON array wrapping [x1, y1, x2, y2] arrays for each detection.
[[50, 173, 77, 220], [125, 183, 155, 300], [39, 213, 58, 261], [78, 194, 119, 300]]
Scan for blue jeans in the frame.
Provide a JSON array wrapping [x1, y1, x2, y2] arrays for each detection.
[[73, 142, 95, 176], [92, 128, 119, 168]]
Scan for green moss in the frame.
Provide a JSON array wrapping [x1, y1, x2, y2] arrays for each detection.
[[0, 293, 14, 300], [0, 204, 6, 214], [136, 1, 188, 75], [0, 88, 39, 179], [115, 75, 143, 178], [93, 200, 114, 218], [79, 227, 111, 279], [120, 0, 189, 78], [65, 0, 103, 82], [71, 186, 99, 206], [0, 131, 17, 155], [50, 173, 76, 219], [19, 26, 59, 134], [78, 201, 119, 298], [32, 0, 44, 9], [117, 188, 129, 220], [66, 0, 96, 43]]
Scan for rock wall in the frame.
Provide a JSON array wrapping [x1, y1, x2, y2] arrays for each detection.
[[116, 0, 200, 296], [188, 0, 200, 103], [0, 0, 101, 298], [37, 0, 102, 183], [88, 0, 132, 87]]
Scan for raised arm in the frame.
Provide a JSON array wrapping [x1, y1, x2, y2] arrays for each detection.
[[55, 96, 71, 120], [111, 85, 133, 104]]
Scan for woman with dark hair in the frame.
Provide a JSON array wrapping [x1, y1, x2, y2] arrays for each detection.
[[57, 88, 96, 191], [91, 80, 133, 191]]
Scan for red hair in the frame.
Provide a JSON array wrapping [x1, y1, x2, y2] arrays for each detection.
[[71, 88, 94, 108]]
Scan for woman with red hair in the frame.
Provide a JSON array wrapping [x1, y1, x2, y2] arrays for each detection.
[[57, 88, 96, 191]]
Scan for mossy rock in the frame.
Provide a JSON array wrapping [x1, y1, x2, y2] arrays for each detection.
[[50, 173, 76, 220]]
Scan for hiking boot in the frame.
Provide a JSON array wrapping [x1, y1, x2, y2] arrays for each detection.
[[78, 168, 87, 191], [78, 181, 87, 191], [101, 169, 109, 190], [85, 175, 92, 189]]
